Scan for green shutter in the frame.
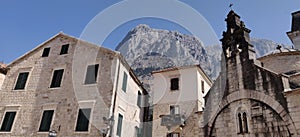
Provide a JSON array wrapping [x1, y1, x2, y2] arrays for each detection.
[[137, 91, 142, 107], [122, 72, 128, 92], [116, 114, 123, 136]]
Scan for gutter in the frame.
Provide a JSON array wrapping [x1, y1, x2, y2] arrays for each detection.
[[107, 56, 121, 137]]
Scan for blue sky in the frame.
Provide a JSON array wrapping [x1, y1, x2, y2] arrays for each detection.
[[0, 0, 298, 63]]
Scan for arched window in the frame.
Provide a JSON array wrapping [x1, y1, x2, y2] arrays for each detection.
[[238, 113, 243, 133], [243, 112, 248, 133], [237, 112, 249, 134]]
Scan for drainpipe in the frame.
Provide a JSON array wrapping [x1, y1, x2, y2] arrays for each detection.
[[107, 55, 121, 137]]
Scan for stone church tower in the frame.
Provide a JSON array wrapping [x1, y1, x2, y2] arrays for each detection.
[[202, 10, 298, 137]]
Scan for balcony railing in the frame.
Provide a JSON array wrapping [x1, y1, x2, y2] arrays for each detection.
[[160, 114, 185, 127]]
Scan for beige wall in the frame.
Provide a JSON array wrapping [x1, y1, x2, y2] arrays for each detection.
[[152, 66, 211, 137]]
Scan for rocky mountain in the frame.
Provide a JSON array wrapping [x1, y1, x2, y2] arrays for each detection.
[[116, 24, 291, 90], [116, 24, 212, 88]]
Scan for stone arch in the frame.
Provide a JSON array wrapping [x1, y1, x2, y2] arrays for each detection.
[[206, 90, 298, 136]]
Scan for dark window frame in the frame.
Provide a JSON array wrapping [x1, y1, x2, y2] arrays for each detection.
[[167, 132, 180, 137], [14, 72, 29, 90], [170, 78, 179, 90], [42, 47, 51, 57], [170, 105, 180, 115], [75, 108, 91, 132], [84, 64, 99, 84], [201, 80, 205, 94], [38, 110, 54, 132], [50, 69, 64, 88], [116, 113, 123, 136], [237, 112, 249, 134], [0, 111, 17, 132], [60, 44, 69, 55]]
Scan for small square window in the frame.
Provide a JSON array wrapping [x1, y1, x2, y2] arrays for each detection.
[[170, 78, 179, 90], [39, 110, 54, 132], [42, 47, 50, 57], [75, 108, 91, 131], [170, 105, 180, 115], [0, 111, 16, 132], [60, 44, 69, 55], [50, 69, 64, 88], [84, 64, 99, 84], [14, 72, 29, 90]]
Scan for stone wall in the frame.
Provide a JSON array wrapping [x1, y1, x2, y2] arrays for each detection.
[[0, 33, 146, 137]]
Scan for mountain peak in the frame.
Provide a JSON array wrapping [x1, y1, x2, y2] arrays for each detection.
[[132, 24, 151, 33]]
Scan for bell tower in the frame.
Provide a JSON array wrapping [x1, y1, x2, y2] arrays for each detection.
[[220, 10, 256, 93], [221, 10, 256, 61]]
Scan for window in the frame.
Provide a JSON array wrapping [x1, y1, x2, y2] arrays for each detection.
[[14, 72, 29, 90], [116, 114, 123, 136], [42, 47, 50, 57], [201, 80, 205, 94], [137, 91, 142, 107], [60, 44, 69, 55], [170, 78, 179, 90], [167, 132, 180, 137], [0, 112, 16, 132], [135, 126, 142, 137], [122, 72, 128, 92], [242, 112, 248, 133], [84, 64, 99, 84], [39, 110, 54, 132], [170, 105, 180, 115], [75, 108, 91, 131], [237, 112, 248, 134], [50, 69, 64, 88]]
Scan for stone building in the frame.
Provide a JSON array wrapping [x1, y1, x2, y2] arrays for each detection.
[[151, 65, 212, 137], [201, 10, 300, 137], [0, 33, 149, 137], [0, 63, 7, 90], [287, 10, 300, 50]]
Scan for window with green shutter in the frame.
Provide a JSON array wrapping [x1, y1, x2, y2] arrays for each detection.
[[122, 72, 128, 92], [137, 91, 142, 107], [116, 114, 123, 136]]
